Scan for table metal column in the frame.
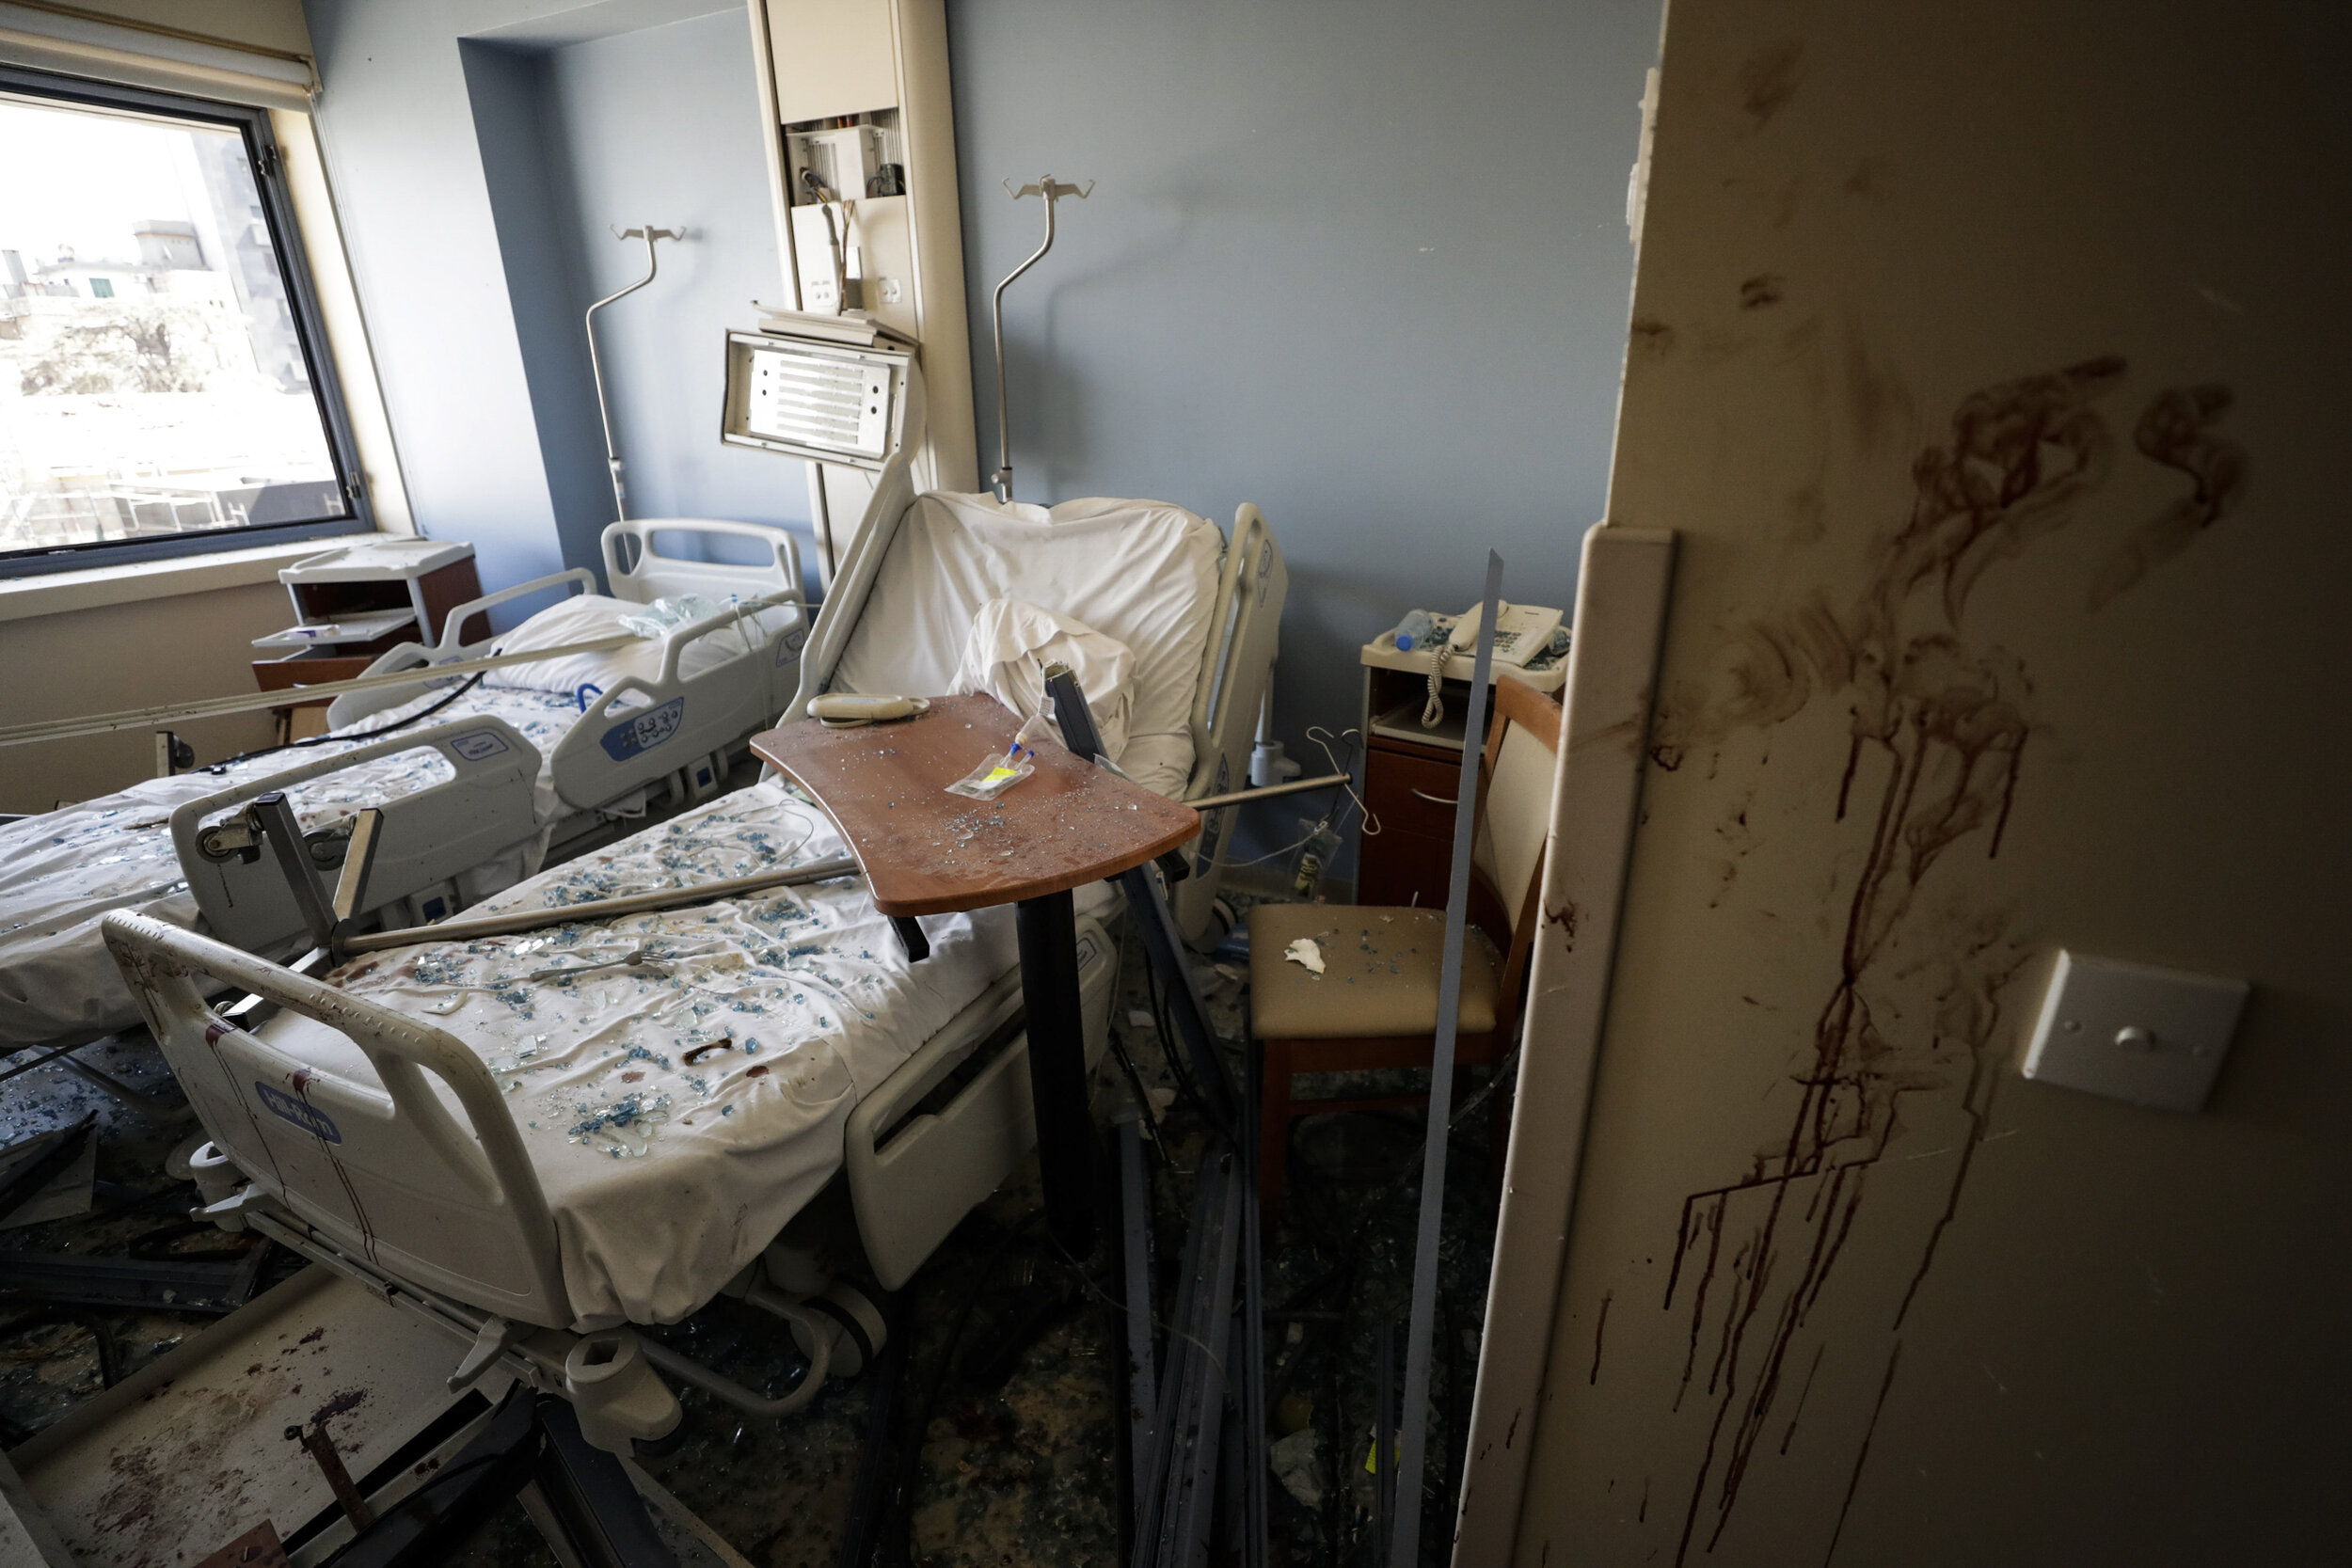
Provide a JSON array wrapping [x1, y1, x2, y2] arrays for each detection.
[[1014, 887, 1094, 1257]]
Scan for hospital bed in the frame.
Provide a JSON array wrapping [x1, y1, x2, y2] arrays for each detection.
[[0, 719, 562, 1050], [102, 487, 1289, 1451], [792, 484, 1287, 946], [329, 516, 811, 834], [0, 518, 808, 1051]]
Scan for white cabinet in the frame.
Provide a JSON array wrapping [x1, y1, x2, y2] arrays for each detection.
[[746, 0, 976, 527]]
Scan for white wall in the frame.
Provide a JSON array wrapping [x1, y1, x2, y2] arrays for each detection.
[[0, 584, 285, 811]]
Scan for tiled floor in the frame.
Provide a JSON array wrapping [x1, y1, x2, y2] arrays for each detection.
[[3, 896, 1505, 1566]]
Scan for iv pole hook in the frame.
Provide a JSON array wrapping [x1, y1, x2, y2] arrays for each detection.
[[587, 225, 682, 521], [991, 177, 1090, 504]]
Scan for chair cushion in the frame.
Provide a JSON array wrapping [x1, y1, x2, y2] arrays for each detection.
[[1248, 905, 1501, 1040]]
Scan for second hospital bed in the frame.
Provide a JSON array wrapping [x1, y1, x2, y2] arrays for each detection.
[[0, 519, 808, 1050], [103, 488, 1288, 1446]]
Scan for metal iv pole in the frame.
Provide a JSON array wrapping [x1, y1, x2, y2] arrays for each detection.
[[990, 177, 1090, 503], [585, 224, 681, 521]]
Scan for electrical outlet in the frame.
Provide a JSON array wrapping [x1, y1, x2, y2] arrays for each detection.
[[2021, 950, 2249, 1113], [877, 277, 903, 304]]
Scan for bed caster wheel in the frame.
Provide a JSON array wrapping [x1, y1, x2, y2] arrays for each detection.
[[189, 1142, 246, 1211], [632, 1411, 693, 1460], [787, 1282, 886, 1380], [564, 1329, 683, 1457]]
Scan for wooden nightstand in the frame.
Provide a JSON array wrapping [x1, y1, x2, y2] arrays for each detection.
[[251, 538, 485, 739], [1356, 628, 1565, 911]]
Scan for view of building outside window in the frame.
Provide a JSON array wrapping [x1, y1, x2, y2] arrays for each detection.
[[0, 90, 353, 560]]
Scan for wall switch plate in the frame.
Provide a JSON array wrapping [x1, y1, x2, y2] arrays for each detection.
[[2021, 950, 2249, 1112]]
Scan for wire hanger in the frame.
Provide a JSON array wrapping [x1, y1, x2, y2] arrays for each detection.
[[991, 177, 1093, 503]]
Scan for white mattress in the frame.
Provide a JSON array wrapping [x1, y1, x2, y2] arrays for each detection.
[[0, 687, 581, 1047], [276, 778, 1016, 1327], [831, 493, 1222, 799]]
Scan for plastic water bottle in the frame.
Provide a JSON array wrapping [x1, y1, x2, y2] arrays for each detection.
[[1394, 610, 1439, 652]]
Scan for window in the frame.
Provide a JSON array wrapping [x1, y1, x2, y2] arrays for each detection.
[[0, 68, 369, 574]]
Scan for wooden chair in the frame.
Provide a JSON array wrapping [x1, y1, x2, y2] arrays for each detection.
[[1249, 678, 1561, 1211]]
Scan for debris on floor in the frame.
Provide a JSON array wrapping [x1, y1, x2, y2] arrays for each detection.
[[2, 887, 1506, 1566]]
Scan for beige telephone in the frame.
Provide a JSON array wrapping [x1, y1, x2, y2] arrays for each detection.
[[1406, 600, 1564, 728], [1446, 601, 1563, 669]]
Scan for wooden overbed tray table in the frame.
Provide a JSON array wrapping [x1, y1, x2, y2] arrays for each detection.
[[751, 694, 1200, 1253]]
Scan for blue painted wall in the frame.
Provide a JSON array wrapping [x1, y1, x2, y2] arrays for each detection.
[[306, 0, 811, 605], [457, 38, 613, 577], [538, 12, 807, 545], [306, 0, 573, 601], [308, 0, 1658, 868], [945, 0, 1660, 816]]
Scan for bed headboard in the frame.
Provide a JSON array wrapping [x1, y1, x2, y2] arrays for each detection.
[[601, 518, 803, 610]]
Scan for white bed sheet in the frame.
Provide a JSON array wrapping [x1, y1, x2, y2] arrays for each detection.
[[278, 779, 1015, 1327], [830, 493, 1222, 799], [0, 687, 580, 1046]]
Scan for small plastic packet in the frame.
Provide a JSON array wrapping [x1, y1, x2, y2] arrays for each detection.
[[946, 716, 1052, 800]]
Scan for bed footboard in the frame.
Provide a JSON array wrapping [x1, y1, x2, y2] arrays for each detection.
[[101, 911, 573, 1330]]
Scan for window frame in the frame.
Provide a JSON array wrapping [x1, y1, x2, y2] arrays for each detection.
[[0, 64, 373, 578]]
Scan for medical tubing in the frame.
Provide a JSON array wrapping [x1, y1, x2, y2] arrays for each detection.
[[203, 673, 485, 773], [335, 854, 861, 954]]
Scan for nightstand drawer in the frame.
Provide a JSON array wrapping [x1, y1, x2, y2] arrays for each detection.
[[1365, 745, 1466, 840]]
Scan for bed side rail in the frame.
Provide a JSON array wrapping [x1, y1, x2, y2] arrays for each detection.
[[542, 592, 804, 812], [433, 567, 599, 657], [1186, 504, 1286, 790], [170, 719, 545, 953], [327, 568, 596, 727], [785, 448, 920, 721], [608, 523, 810, 715], [1172, 505, 1285, 936], [100, 911, 573, 1329]]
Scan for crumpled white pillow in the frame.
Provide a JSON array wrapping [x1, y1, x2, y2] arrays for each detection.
[[948, 597, 1136, 765], [484, 593, 787, 698]]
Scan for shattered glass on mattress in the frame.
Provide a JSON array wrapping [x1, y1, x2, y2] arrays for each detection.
[[283, 779, 1017, 1325], [0, 685, 580, 1046]]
